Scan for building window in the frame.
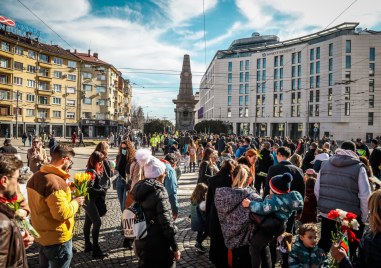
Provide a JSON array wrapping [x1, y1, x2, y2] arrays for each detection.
[[96, 86, 106, 93], [369, 95, 374, 108], [245, 60, 249, 70], [28, 50, 36, 59], [68, 74, 76, 81], [0, 57, 10, 68], [279, 93, 283, 104], [292, 53, 296, 64], [256, 71, 260, 81], [27, 65, 36, 73], [368, 112, 374, 126], [27, 80, 36, 88], [262, 82, 266, 93], [329, 43, 333, 56], [329, 73, 333, 86], [53, 84, 62, 92], [228, 62, 232, 72], [53, 71, 62, 78], [279, 106, 283, 117], [292, 79, 296, 90], [291, 106, 296, 117], [369, 63, 375, 76], [345, 71, 351, 80], [274, 68, 278, 79], [13, 92, 22, 101], [291, 92, 296, 104], [256, 83, 261, 93], [273, 106, 278, 117], [345, 56, 351, 69], [297, 92, 301, 103], [53, 57, 63, 65], [329, 58, 333, 72], [280, 55, 284, 66], [309, 76, 314, 89], [228, 73, 232, 83], [316, 90, 320, 102], [256, 95, 261, 105], [346, 40, 351, 53], [53, 111, 61, 118], [297, 65, 301, 77], [274, 81, 278, 92], [82, 72, 92, 79], [14, 61, 23, 70], [39, 68, 49, 77], [262, 58, 266, 68], [245, 84, 249, 94], [369, 79, 374, 92], [68, 61, 77, 68], [245, 95, 249, 106], [239, 72, 244, 83], [39, 54, 49, 63], [14, 46, 23, 55], [227, 108, 231, 118], [52, 97, 61, 105], [310, 63, 314, 75], [309, 104, 313, 116], [316, 47, 320, 59], [13, 77, 22, 85], [328, 103, 332, 116], [274, 94, 278, 105], [245, 107, 249, 117], [345, 102, 350, 116], [316, 61, 320, 74], [239, 96, 243, 106], [38, 96, 49, 105], [292, 66, 296, 77], [297, 51, 301, 63], [257, 59, 261, 69], [67, 100, 76, 106], [239, 84, 244, 94], [310, 48, 314, 61], [370, 48, 375, 61], [66, 112, 75, 119], [280, 80, 283, 91], [228, 96, 232, 106], [328, 88, 332, 101], [245, 72, 249, 82], [26, 94, 35, 102], [310, 91, 314, 103], [262, 70, 266, 80], [239, 108, 244, 118], [297, 105, 301, 117], [228, 84, 232, 95], [240, 61, 244, 71], [297, 78, 301, 90], [67, 87, 75, 94], [345, 87, 350, 100], [83, 98, 92, 104], [26, 109, 35, 117], [274, 56, 278, 67]]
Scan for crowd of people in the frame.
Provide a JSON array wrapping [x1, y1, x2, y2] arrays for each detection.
[[1, 131, 381, 268]]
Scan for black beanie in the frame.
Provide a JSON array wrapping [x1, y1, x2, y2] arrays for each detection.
[[269, 172, 293, 194]]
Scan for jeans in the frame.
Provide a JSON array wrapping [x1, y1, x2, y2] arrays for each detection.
[[39, 240, 73, 268], [84, 199, 102, 248], [116, 177, 127, 211]]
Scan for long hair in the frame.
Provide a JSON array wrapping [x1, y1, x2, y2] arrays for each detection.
[[359, 156, 373, 177], [202, 148, 215, 161], [232, 164, 250, 188], [216, 159, 236, 176], [191, 183, 208, 204], [290, 154, 302, 168], [368, 190, 381, 236], [95, 141, 109, 158], [87, 151, 105, 171], [118, 139, 136, 163]]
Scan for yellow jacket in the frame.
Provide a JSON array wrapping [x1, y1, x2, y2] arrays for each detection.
[[27, 164, 79, 246]]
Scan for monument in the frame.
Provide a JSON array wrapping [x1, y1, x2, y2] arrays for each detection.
[[173, 54, 198, 131]]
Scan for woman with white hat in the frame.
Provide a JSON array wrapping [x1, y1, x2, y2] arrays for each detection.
[[131, 149, 180, 267]]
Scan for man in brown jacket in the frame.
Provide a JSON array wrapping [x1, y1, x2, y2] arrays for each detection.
[[0, 154, 34, 267]]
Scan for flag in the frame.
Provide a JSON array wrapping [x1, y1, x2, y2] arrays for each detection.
[[339, 235, 350, 256]]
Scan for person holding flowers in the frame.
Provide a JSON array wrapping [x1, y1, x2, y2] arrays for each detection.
[[0, 154, 32, 268], [83, 151, 109, 259], [314, 141, 371, 258], [27, 144, 84, 268], [331, 190, 381, 267]]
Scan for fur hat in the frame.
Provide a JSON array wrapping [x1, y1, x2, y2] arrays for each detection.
[[270, 172, 293, 194], [135, 149, 166, 179]]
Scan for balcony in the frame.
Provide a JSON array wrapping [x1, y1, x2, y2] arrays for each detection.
[[0, 66, 13, 74], [37, 103, 50, 109], [37, 74, 52, 82], [0, 81, 13, 91], [0, 49, 13, 57], [38, 61, 51, 68], [35, 117, 51, 123], [38, 89, 54, 96]]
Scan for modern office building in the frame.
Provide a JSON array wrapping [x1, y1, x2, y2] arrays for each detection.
[[198, 22, 381, 141]]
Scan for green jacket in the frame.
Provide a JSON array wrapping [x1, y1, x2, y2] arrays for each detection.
[[288, 237, 329, 268]]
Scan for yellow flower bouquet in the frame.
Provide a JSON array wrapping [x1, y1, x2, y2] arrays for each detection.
[[73, 172, 92, 199]]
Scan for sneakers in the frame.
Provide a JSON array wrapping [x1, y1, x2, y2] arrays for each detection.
[[194, 242, 207, 254]]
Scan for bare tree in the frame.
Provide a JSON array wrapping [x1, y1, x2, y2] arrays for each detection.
[[131, 103, 145, 130]]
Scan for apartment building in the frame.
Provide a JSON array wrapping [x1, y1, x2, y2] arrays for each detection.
[[0, 28, 80, 137], [199, 23, 381, 141]]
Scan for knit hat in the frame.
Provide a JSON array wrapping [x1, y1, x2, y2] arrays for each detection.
[[269, 172, 293, 194], [143, 156, 166, 179]]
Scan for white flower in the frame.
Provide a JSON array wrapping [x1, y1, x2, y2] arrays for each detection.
[[337, 209, 347, 220], [342, 220, 349, 227], [351, 219, 360, 231]]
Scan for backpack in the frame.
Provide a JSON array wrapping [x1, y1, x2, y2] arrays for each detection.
[[122, 202, 154, 240]]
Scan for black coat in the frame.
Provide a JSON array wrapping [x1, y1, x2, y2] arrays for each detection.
[[301, 149, 316, 172], [370, 147, 381, 178], [205, 171, 232, 268], [264, 160, 306, 199], [0, 145, 17, 154], [198, 161, 214, 186], [257, 148, 274, 175], [131, 179, 177, 268]]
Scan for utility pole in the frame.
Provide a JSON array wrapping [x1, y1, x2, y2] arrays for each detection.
[[15, 90, 19, 138], [64, 86, 67, 138]]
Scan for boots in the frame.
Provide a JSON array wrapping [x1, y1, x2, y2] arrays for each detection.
[[84, 241, 93, 253], [92, 245, 109, 259]]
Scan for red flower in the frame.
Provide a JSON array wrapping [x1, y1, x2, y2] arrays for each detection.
[[86, 172, 95, 181], [341, 226, 359, 242], [345, 212, 357, 221], [328, 210, 340, 220]]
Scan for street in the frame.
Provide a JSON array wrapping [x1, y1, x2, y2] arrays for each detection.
[[14, 141, 213, 267]]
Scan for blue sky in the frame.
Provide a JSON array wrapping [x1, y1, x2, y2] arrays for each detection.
[[2, 0, 381, 123]]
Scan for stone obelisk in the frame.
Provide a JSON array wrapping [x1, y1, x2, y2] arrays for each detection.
[[173, 55, 198, 131]]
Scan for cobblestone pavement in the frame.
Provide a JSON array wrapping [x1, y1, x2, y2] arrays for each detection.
[[26, 166, 214, 267]]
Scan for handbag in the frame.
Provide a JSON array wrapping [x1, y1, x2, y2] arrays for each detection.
[[95, 195, 107, 217]]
